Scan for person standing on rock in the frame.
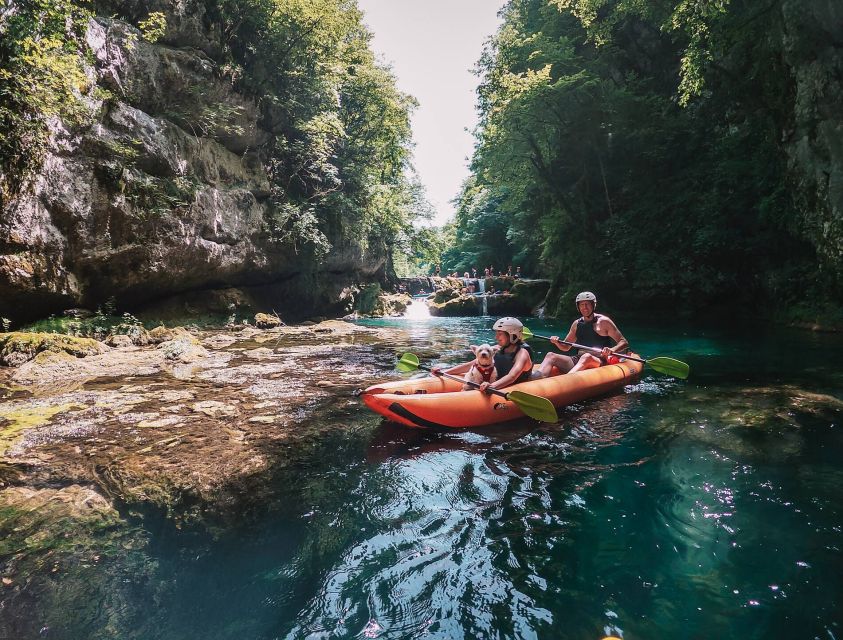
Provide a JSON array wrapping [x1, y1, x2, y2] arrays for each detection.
[[537, 291, 629, 377]]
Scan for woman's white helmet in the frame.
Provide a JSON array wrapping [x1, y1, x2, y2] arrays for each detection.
[[575, 291, 597, 307], [493, 316, 523, 342]]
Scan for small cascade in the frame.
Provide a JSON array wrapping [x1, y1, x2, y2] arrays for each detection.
[[478, 279, 488, 316], [403, 298, 431, 320]]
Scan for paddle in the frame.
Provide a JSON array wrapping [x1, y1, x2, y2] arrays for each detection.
[[521, 327, 690, 379], [396, 352, 558, 423]]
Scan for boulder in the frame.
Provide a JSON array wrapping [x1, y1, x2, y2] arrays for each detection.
[[0, 332, 109, 367], [149, 325, 178, 344], [105, 334, 134, 348], [254, 313, 283, 329], [107, 323, 150, 346], [428, 295, 479, 317]]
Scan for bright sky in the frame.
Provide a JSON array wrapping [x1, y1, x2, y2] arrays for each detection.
[[356, 0, 505, 226]]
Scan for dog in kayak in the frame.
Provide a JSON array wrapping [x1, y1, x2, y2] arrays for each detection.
[[463, 344, 498, 390]]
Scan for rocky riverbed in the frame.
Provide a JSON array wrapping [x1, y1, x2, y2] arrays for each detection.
[[0, 321, 408, 521], [0, 319, 421, 625]]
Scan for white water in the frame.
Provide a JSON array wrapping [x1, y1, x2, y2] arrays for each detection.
[[403, 299, 431, 320], [478, 279, 488, 316]]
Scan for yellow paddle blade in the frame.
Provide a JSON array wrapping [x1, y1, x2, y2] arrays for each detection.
[[522, 326, 535, 339], [647, 357, 690, 379], [396, 352, 421, 372], [506, 390, 558, 423]]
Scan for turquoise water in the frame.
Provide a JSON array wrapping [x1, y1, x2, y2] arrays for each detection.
[[3, 316, 842, 639]]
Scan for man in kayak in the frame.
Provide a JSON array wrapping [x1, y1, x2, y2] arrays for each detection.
[[432, 317, 533, 391], [537, 291, 629, 377]]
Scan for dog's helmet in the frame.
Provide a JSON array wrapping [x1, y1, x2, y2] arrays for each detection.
[[493, 316, 523, 342]]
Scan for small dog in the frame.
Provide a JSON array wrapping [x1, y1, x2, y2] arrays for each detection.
[[463, 344, 499, 390]]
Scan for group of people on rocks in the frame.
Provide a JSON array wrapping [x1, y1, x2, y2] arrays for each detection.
[[433, 291, 628, 393], [433, 265, 523, 279]]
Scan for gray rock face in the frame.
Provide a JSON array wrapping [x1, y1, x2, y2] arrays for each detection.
[[0, 10, 386, 323], [781, 0, 843, 283]]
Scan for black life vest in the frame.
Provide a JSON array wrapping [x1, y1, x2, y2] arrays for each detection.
[[494, 342, 533, 383], [574, 314, 615, 354]]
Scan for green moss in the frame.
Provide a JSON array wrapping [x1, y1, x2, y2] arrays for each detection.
[[21, 311, 144, 339], [355, 283, 382, 315], [0, 486, 130, 577], [0, 402, 84, 455], [0, 332, 107, 366]]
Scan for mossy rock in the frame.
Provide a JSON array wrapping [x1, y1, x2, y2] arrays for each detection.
[[431, 277, 465, 303], [254, 313, 283, 329], [0, 485, 128, 576], [366, 293, 411, 317], [485, 275, 516, 292], [111, 323, 150, 345], [0, 332, 108, 367], [0, 401, 86, 455], [355, 283, 382, 315], [428, 295, 480, 316], [148, 326, 197, 344]]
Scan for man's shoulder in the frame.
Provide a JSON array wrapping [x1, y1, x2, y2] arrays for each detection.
[[595, 314, 618, 327]]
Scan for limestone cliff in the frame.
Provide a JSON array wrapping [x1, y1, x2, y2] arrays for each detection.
[[781, 0, 843, 286], [0, 1, 401, 323]]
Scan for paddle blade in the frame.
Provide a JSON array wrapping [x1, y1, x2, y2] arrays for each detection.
[[396, 352, 421, 372], [506, 390, 558, 423], [647, 357, 690, 379], [522, 326, 534, 339]]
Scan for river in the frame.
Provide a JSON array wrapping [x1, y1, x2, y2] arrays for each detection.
[[0, 315, 841, 639]]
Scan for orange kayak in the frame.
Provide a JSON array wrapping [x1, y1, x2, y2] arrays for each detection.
[[360, 356, 643, 429]]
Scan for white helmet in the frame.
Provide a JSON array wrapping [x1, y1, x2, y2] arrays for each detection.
[[493, 316, 523, 342], [575, 291, 597, 306]]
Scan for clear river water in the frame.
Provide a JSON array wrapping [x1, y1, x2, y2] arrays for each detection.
[[2, 313, 842, 639]]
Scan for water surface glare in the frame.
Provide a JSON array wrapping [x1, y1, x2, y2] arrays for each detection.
[[2, 316, 842, 639]]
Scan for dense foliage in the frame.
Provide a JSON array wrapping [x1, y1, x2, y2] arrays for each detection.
[[0, 0, 426, 265], [447, 0, 842, 321], [0, 0, 94, 201], [203, 0, 423, 256]]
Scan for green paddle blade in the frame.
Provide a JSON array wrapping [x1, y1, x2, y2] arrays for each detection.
[[647, 357, 690, 379], [522, 326, 535, 339], [506, 390, 558, 423], [396, 352, 421, 372]]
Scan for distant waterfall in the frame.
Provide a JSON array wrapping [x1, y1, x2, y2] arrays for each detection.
[[403, 298, 431, 319], [478, 279, 488, 316]]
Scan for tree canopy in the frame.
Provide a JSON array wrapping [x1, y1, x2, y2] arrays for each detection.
[[445, 0, 842, 322]]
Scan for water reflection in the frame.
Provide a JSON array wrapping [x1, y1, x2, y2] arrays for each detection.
[[2, 316, 841, 639]]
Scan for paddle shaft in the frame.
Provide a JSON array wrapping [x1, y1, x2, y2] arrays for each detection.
[[417, 363, 511, 399], [527, 330, 648, 365]]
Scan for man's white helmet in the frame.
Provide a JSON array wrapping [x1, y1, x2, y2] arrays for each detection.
[[493, 316, 523, 342], [575, 291, 597, 306]]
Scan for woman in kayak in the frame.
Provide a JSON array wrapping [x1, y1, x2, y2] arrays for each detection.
[[432, 317, 533, 392]]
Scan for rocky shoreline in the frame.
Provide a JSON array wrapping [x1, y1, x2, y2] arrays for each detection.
[[0, 320, 408, 565]]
